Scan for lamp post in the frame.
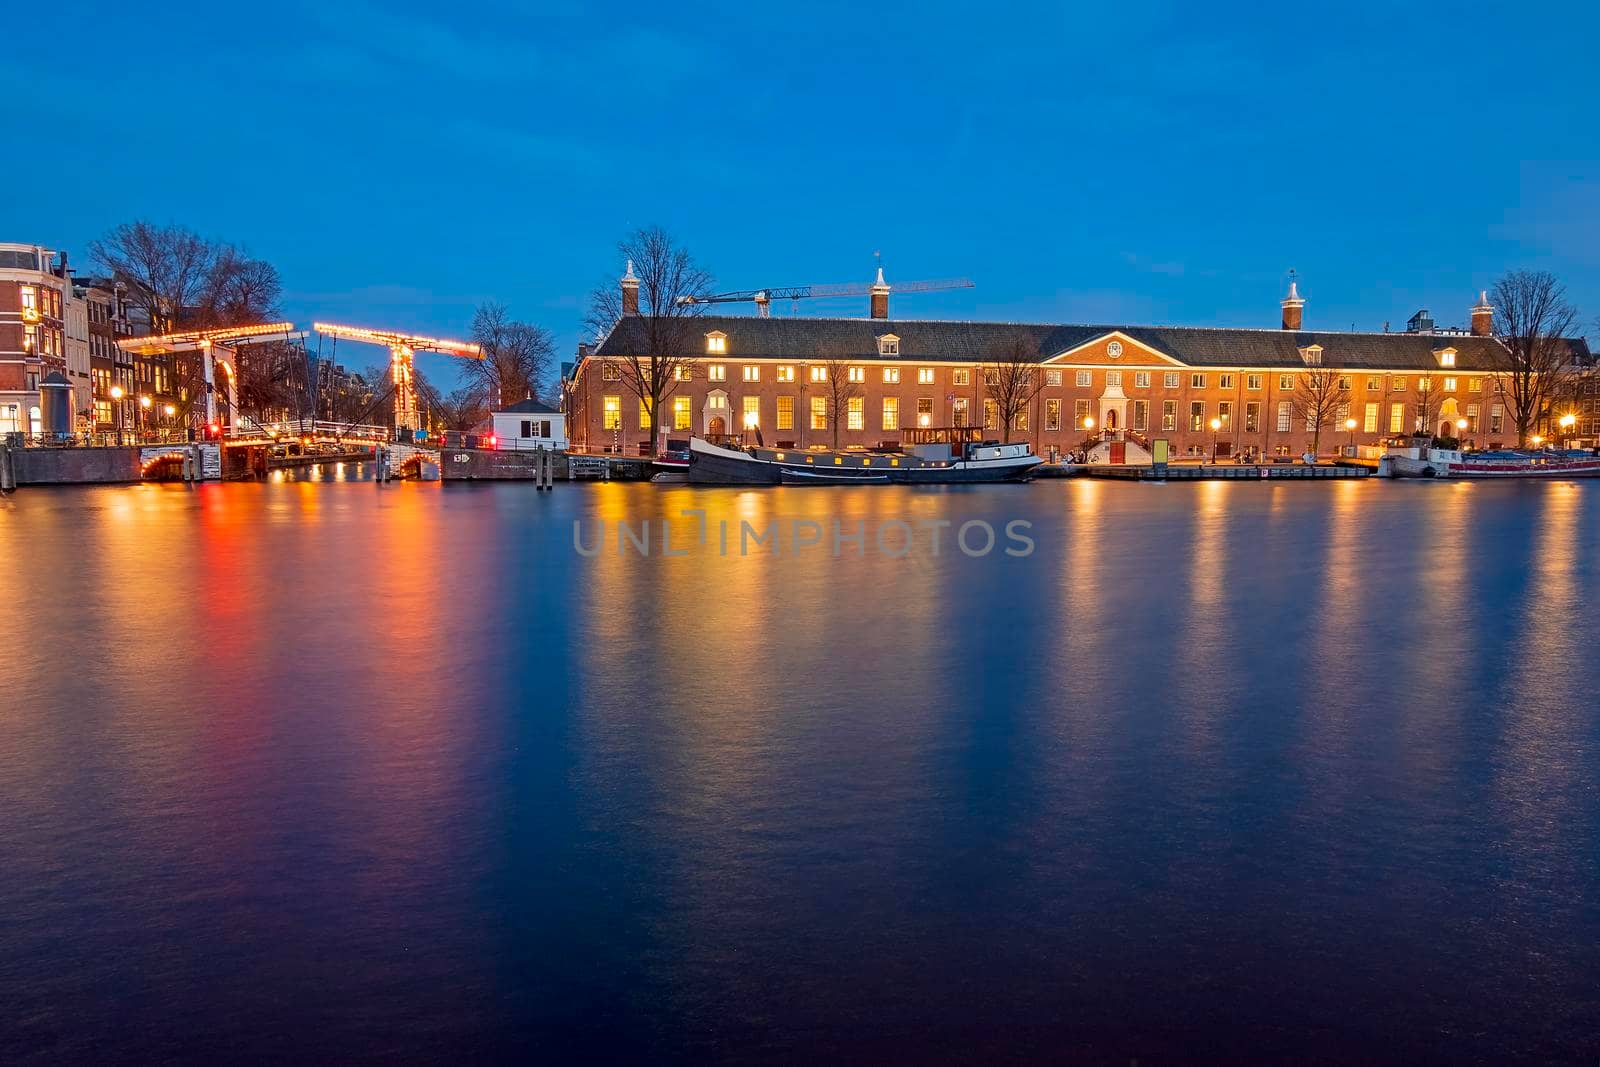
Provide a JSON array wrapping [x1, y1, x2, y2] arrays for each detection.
[[1559, 412, 1576, 448], [1531, 434, 1544, 450], [139, 395, 152, 439], [1209, 417, 1221, 462], [110, 385, 124, 445], [1456, 417, 1469, 450], [163, 403, 176, 439], [1345, 416, 1357, 452]]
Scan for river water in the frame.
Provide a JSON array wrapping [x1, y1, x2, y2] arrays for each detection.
[[2, 477, 1597, 1063]]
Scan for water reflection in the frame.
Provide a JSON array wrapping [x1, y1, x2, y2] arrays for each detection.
[[1, 480, 1597, 1062]]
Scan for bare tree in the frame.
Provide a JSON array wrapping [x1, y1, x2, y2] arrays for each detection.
[[1412, 377, 1443, 438], [418, 380, 489, 432], [983, 333, 1044, 443], [1490, 270, 1581, 447], [1290, 367, 1343, 456], [465, 303, 555, 407], [816, 351, 862, 450], [91, 221, 281, 333], [585, 226, 712, 452], [205, 249, 282, 326]]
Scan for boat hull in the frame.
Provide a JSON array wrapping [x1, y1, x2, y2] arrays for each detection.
[[687, 437, 1041, 486]]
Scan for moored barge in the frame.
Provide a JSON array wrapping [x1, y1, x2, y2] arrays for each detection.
[[688, 427, 1041, 486]]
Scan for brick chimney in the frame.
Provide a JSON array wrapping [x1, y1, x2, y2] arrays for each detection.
[[1471, 290, 1493, 336], [1280, 279, 1304, 331], [870, 267, 890, 320], [620, 259, 639, 316]]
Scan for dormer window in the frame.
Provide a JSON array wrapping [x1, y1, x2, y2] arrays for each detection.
[[705, 331, 727, 354], [1434, 347, 1457, 368], [1298, 345, 1324, 366], [877, 334, 900, 357]]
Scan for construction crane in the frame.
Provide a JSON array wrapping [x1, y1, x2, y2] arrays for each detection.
[[312, 323, 482, 437], [677, 270, 974, 318], [119, 321, 305, 435]]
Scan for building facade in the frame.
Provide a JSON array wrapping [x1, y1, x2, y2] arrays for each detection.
[[74, 276, 136, 432], [0, 243, 70, 436], [569, 275, 1590, 457]]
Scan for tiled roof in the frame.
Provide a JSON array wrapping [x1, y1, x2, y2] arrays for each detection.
[[593, 314, 1591, 372], [495, 397, 561, 414]]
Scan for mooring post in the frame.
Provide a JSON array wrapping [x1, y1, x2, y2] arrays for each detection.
[[0, 441, 14, 493]]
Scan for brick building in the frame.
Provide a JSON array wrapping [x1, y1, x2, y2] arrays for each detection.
[[0, 243, 70, 436], [568, 272, 1593, 457], [73, 276, 136, 432]]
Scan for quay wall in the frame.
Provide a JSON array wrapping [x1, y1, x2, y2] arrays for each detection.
[[13, 446, 143, 485], [440, 449, 652, 481]]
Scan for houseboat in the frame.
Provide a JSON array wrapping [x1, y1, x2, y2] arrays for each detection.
[[1378, 438, 1600, 479], [687, 427, 1042, 486]]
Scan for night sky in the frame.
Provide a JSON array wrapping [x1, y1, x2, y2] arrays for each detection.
[[6, 1, 1598, 385]]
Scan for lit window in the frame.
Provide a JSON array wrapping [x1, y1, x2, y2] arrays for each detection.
[[1443, 377, 1457, 392], [952, 397, 969, 425], [1190, 402, 1205, 431], [708, 364, 726, 381], [602, 395, 621, 430], [601, 362, 620, 381], [810, 365, 827, 383], [877, 335, 899, 357], [776, 395, 794, 430], [882, 367, 900, 384], [918, 367, 935, 384], [1363, 403, 1378, 433], [1436, 348, 1456, 368], [1469, 378, 1482, 392], [1133, 400, 1148, 431], [1045, 369, 1062, 387], [1164, 372, 1181, 388], [1419, 377, 1432, 392], [1191, 373, 1206, 389], [810, 396, 827, 429], [1218, 401, 1232, 428], [639, 398, 653, 430], [1045, 398, 1060, 431], [742, 396, 760, 428], [1392, 376, 1407, 391], [1074, 399, 1090, 428], [674, 364, 693, 381], [882, 397, 899, 430], [1245, 402, 1260, 432], [673, 396, 692, 430], [985, 399, 998, 429], [1162, 401, 1177, 430], [743, 365, 760, 382], [1075, 370, 1091, 388], [1366, 376, 1382, 391], [848, 366, 866, 384], [777, 365, 795, 382], [1390, 403, 1405, 432], [847, 396, 864, 430], [706, 332, 727, 354], [952, 369, 970, 386], [917, 397, 933, 426]]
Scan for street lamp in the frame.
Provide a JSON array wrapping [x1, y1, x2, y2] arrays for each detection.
[[1083, 416, 1095, 433], [138, 395, 152, 439], [1532, 434, 1544, 450], [163, 403, 176, 435], [1345, 416, 1357, 451], [1559, 412, 1576, 447], [110, 385, 124, 444], [1209, 417, 1222, 461]]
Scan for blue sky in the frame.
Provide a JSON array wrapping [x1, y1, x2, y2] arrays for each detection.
[[5, 1, 1598, 385]]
